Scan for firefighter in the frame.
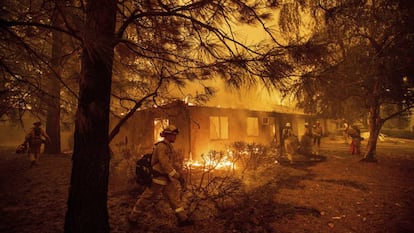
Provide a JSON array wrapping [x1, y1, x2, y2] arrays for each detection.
[[282, 122, 294, 140], [282, 122, 298, 163], [348, 125, 362, 155], [24, 121, 50, 168], [312, 121, 323, 154], [298, 122, 313, 156], [128, 125, 193, 227]]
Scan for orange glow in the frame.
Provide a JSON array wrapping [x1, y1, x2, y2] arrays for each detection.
[[185, 150, 236, 171], [175, 78, 302, 113]]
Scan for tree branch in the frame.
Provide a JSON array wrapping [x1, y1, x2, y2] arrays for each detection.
[[382, 105, 414, 123], [108, 76, 164, 142]]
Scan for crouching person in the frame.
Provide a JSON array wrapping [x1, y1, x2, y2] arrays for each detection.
[[128, 125, 193, 227]]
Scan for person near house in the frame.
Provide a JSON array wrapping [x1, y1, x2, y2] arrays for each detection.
[[128, 125, 193, 227], [343, 121, 350, 144], [348, 125, 362, 155], [282, 122, 298, 163], [312, 121, 323, 154], [298, 122, 313, 156], [23, 121, 51, 168]]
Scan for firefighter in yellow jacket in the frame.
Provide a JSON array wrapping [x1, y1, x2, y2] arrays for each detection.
[[128, 125, 193, 227]]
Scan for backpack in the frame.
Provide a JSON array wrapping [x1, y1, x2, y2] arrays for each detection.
[[135, 153, 153, 187], [29, 128, 43, 145], [135, 141, 169, 187]]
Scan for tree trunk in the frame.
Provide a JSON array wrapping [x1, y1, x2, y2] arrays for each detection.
[[362, 108, 383, 162], [45, 5, 63, 154], [45, 91, 61, 154], [362, 80, 383, 163], [64, 0, 116, 232]]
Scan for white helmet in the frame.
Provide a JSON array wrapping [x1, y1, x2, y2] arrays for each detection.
[[285, 122, 291, 127], [161, 125, 179, 135]]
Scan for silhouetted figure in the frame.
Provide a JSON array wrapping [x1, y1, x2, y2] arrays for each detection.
[[348, 125, 362, 155], [312, 121, 323, 154], [24, 122, 50, 167], [298, 122, 313, 156], [282, 122, 298, 163]]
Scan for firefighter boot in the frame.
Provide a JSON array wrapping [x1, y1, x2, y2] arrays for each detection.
[[127, 214, 139, 226], [127, 207, 141, 226], [176, 211, 194, 227], [178, 219, 194, 227]]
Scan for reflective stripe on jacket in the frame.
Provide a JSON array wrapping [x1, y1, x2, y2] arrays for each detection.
[[152, 141, 179, 184]]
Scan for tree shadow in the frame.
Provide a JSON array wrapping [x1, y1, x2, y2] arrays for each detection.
[[318, 179, 368, 191], [214, 165, 321, 233], [277, 154, 327, 169]]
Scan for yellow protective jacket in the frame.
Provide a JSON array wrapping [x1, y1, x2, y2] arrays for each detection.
[[151, 141, 180, 185], [312, 126, 322, 137]]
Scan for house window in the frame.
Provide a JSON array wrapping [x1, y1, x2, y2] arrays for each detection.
[[209, 116, 228, 139], [247, 117, 259, 136]]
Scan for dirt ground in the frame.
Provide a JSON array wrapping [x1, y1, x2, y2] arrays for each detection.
[[1, 139, 413, 233]]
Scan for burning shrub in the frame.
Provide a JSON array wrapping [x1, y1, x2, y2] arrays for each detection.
[[183, 141, 275, 221], [229, 141, 269, 171], [184, 150, 244, 220]]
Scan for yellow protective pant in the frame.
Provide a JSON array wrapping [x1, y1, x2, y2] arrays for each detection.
[[284, 136, 299, 162], [299, 134, 313, 156], [129, 178, 188, 222]]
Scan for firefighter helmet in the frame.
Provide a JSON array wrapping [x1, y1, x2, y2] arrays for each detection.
[[161, 125, 179, 135]]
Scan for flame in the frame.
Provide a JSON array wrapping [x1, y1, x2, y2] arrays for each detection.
[[185, 151, 236, 171], [185, 145, 268, 171]]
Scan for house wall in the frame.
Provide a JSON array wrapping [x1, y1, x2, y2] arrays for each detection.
[[188, 106, 284, 160], [109, 114, 142, 156], [110, 102, 192, 161], [113, 101, 310, 162]]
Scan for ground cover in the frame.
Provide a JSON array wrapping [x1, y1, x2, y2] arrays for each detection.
[[0, 139, 413, 233]]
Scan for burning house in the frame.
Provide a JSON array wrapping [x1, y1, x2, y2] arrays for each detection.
[[110, 100, 312, 161]]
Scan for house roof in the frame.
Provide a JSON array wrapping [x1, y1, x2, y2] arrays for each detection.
[[151, 100, 307, 116]]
